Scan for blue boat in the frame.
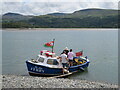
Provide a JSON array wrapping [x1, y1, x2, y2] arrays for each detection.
[[26, 50, 90, 76]]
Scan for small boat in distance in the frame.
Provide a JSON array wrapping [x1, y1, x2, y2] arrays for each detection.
[[26, 50, 90, 76]]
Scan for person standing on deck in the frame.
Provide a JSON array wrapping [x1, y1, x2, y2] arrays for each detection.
[[68, 49, 75, 66], [63, 47, 69, 55], [60, 51, 69, 73]]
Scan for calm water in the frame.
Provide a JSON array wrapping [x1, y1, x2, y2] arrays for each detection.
[[2, 29, 118, 84]]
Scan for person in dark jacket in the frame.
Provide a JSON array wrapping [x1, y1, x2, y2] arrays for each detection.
[[63, 47, 69, 55]]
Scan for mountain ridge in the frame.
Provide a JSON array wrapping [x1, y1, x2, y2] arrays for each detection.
[[3, 8, 118, 17], [2, 8, 119, 28]]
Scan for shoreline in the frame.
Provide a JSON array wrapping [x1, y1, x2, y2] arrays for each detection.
[[1, 28, 118, 31], [2, 75, 118, 88]]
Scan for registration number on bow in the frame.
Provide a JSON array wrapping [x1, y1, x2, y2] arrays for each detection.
[[30, 66, 44, 73]]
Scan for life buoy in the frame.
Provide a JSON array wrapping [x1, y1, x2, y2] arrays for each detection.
[[40, 50, 55, 57]]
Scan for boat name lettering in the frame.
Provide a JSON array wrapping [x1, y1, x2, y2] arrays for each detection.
[[31, 66, 44, 73]]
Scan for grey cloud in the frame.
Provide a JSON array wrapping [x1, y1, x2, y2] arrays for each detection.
[[2, 2, 118, 15]]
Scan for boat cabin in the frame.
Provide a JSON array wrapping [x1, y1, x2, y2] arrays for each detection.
[[31, 50, 62, 68]]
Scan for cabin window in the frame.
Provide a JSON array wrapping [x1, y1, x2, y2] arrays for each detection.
[[38, 57, 44, 63], [47, 59, 59, 65]]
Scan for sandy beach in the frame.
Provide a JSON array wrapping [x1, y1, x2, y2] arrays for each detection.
[[1, 28, 118, 31], [2, 75, 118, 88]]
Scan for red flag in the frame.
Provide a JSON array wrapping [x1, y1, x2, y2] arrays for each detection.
[[44, 41, 54, 48], [76, 51, 83, 56]]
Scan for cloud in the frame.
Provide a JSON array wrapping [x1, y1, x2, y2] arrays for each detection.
[[1, 0, 119, 2], [2, 1, 118, 15], [1, 0, 24, 2]]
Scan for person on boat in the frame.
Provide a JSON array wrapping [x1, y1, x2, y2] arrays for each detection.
[[85, 56, 88, 59], [68, 49, 75, 66], [63, 47, 69, 55], [60, 51, 69, 73]]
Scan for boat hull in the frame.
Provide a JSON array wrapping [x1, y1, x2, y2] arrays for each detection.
[[26, 61, 63, 76], [26, 60, 90, 76]]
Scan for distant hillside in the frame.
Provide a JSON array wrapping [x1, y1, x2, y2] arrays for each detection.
[[72, 8, 117, 17], [46, 8, 118, 18], [47, 13, 66, 16], [2, 8, 119, 28], [3, 13, 27, 21], [3, 12, 23, 16]]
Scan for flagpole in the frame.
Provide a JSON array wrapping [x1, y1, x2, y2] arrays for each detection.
[[52, 39, 55, 52]]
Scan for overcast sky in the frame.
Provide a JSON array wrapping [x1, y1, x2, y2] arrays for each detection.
[[1, 0, 119, 15]]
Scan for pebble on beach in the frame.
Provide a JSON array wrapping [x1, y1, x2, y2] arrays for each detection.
[[2, 75, 118, 88]]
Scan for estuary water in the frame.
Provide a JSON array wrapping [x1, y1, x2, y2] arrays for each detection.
[[2, 29, 118, 84]]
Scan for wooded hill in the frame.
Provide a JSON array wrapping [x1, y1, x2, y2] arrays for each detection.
[[2, 8, 119, 28]]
